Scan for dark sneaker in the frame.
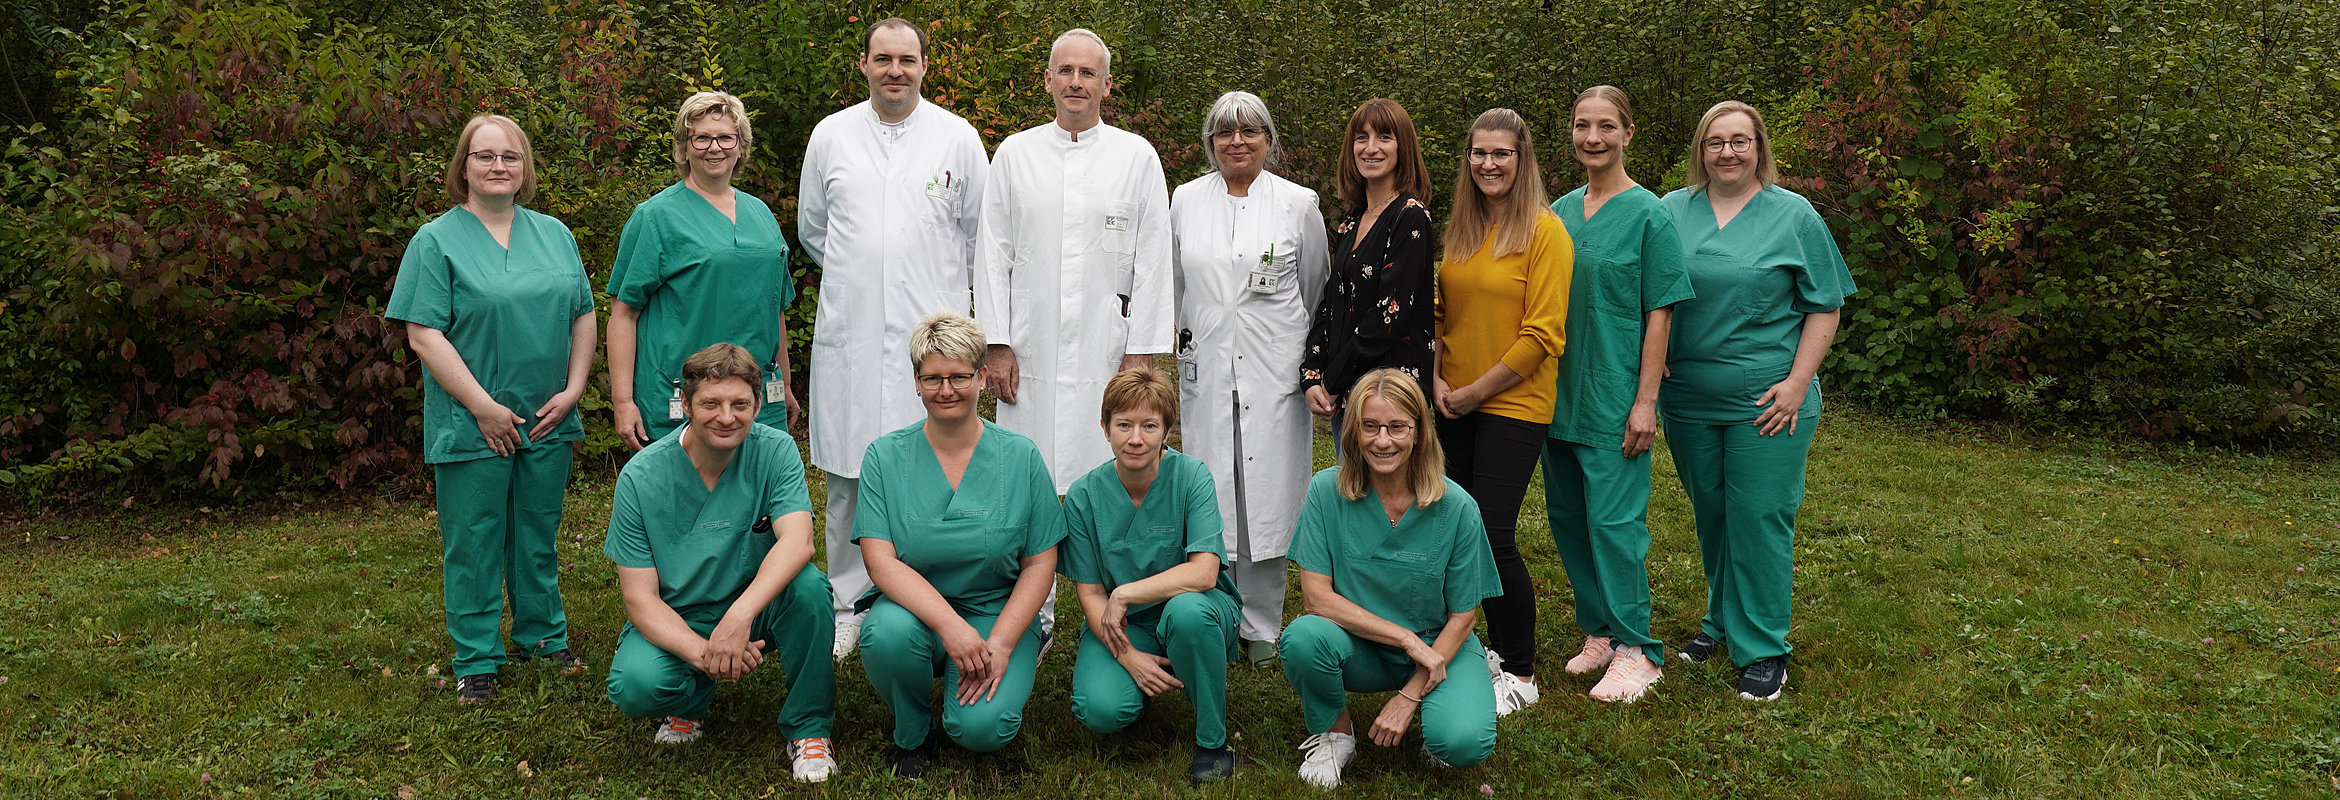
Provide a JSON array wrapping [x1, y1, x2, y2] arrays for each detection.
[[537, 649, 587, 675], [888, 734, 938, 780], [1189, 746, 1235, 784], [1678, 633, 1722, 664], [1736, 656, 1787, 701], [455, 673, 497, 705]]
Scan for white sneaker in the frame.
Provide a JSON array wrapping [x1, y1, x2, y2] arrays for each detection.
[[832, 613, 863, 660], [1492, 669, 1541, 717], [789, 737, 835, 783], [652, 716, 705, 744], [1296, 731, 1356, 788], [1589, 645, 1662, 704]]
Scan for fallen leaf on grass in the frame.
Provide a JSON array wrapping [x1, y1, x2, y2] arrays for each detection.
[[517, 761, 534, 778], [394, 742, 411, 752], [379, 665, 394, 678], [425, 664, 441, 676], [397, 786, 417, 800]]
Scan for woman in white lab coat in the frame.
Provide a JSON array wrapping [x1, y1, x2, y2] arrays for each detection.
[[1169, 90, 1329, 665]]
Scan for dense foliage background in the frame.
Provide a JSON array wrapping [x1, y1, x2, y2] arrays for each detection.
[[2, 0, 2334, 501]]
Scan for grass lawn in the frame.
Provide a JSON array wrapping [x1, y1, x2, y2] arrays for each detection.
[[3, 407, 2337, 798]]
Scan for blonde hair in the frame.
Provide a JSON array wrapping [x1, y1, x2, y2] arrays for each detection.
[[1683, 100, 1778, 192], [1336, 368, 1446, 506], [1574, 85, 1636, 129], [1443, 108, 1549, 263], [680, 343, 763, 402], [1100, 368, 1178, 424], [443, 115, 536, 206], [908, 311, 987, 371], [670, 91, 754, 178]]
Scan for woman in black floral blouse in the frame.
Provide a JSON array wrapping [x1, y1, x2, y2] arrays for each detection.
[[1302, 98, 1438, 449]]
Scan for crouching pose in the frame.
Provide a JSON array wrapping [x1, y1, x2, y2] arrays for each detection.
[[856, 312, 1064, 778], [1281, 368, 1502, 788], [1063, 368, 1242, 784], [603, 343, 837, 782]]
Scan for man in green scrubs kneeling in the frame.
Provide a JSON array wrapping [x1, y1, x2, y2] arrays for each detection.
[[604, 343, 838, 782]]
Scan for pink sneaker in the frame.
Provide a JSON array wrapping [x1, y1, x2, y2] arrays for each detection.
[[1589, 645, 1661, 703], [1565, 636, 1615, 675]]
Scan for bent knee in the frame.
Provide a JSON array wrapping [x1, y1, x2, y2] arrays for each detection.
[[605, 674, 676, 719], [1071, 694, 1140, 735], [1278, 615, 1343, 658], [1425, 725, 1495, 767], [945, 711, 1023, 753]]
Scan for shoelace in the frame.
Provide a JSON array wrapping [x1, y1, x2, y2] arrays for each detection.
[[458, 675, 493, 690], [662, 716, 702, 735], [793, 738, 832, 760], [1298, 732, 1346, 762]]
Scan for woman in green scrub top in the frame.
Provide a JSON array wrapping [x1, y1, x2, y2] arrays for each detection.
[[1062, 368, 1241, 785], [854, 312, 1064, 778], [1659, 101, 1856, 701], [386, 115, 596, 704], [1542, 86, 1694, 704], [1280, 368, 1503, 789], [607, 90, 800, 449]]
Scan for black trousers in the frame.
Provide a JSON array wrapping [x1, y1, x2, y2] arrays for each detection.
[[1437, 410, 1546, 677]]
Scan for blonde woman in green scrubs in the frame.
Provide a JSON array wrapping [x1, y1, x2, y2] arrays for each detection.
[[1061, 368, 1241, 784], [1660, 101, 1856, 701], [607, 91, 800, 449], [1541, 86, 1695, 703], [387, 115, 595, 704], [855, 312, 1064, 778], [1281, 368, 1503, 789]]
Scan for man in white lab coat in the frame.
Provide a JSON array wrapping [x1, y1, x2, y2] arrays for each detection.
[[799, 16, 990, 659], [974, 27, 1173, 496]]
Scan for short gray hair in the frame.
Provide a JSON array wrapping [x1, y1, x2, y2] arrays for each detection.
[[1051, 28, 1111, 75], [909, 311, 988, 371], [1200, 90, 1281, 172]]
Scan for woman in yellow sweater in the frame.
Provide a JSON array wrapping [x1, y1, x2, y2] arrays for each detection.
[[1433, 107, 1574, 716]]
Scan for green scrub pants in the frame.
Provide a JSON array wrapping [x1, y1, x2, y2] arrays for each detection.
[[859, 598, 1044, 753], [1541, 438, 1665, 664], [1070, 590, 1238, 749], [434, 444, 573, 677], [1278, 615, 1495, 767], [1663, 418, 1815, 667], [604, 568, 837, 739]]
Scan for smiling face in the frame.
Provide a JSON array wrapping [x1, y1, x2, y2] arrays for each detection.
[[1044, 35, 1111, 130], [915, 353, 984, 423], [1468, 128, 1520, 201], [463, 123, 523, 203], [1352, 123, 1397, 186], [1101, 406, 1167, 475], [1571, 96, 1633, 173], [685, 114, 742, 185], [859, 25, 927, 118], [1701, 111, 1759, 195], [1353, 394, 1418, 479], [1211, 123, 1265, 180], [686, 376, 760, 452]]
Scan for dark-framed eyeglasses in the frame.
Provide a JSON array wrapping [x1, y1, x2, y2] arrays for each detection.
[[1702, 137, 1756, 154], [917, 372, 978, 391], [1358, 420, 1416, 439], [690, 134, 742, 151]]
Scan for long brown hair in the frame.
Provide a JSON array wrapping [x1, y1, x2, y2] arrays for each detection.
[[1442, 108, 1548, 263], [1336, 368, 1446, 507], [1336, 98, 1433, 207]]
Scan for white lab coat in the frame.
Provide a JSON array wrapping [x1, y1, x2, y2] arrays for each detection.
[[799, 100, 990, 477], [973, 121, 1174, 493], [1170, 170, 1327, 561]]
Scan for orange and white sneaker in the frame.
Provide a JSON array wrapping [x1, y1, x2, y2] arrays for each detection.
[[1588, 645, 1662, 703], [789, 737, 835, 783], [652, 716, 705, 744], [1564, 636, 1616, 675]]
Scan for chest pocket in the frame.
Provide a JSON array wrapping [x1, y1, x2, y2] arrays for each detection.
[[1586, 255, 1642, 320], [1102, 200, 1139, 255], [1104, 524, 1183, 584], [902, 510, 1019, 590], [1355, 548, 1439, 615]]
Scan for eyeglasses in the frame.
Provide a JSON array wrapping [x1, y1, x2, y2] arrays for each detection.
[[917, 372, 978, 391], [690, 134, 742, 151], [468, 151, 524, 167], [1702, 137, 1756, 154], [1211, 126, 1267, 142], [1357, 420, 1416, 439], [1467, 148, 1519, 165]]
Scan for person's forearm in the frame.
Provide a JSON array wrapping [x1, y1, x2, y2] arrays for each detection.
[[989, 549, 1058, 644], [1299, 571, 1421, 649], [1465, 361, 1526, 399], [618, 568, 705, 660], [563, 312, 596, 396], [715, 512, 814, 631], [1108, 555, 1219, 607], [406, 324, 502, 413], [865, 544, 975, 637], [773, 310, 793, 380], [1634, 307, 1673, 407], [607, 302, 641, 403], [1074, 582, 1113, 632], [1787, 310, 1840, 385]]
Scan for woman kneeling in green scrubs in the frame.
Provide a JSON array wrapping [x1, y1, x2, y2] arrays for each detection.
[[1660, 101, 1856, 701], [602, 344, 837, 782], [1062, 368, 1242, 785], [388, 114, 595, 705], [855, 312, 1064, 778], [1281, 368, 1504, 789]]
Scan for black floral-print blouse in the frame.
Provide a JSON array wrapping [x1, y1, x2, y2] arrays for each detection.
[[1301, 194, 1437, 402]]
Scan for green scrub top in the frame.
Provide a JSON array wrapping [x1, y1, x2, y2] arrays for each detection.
[[1658, 185, 1856, 426], [608, 182, 799, 438], [1548, 186, 1696, 446], [1060, 449, 1241, 626], [603, 423, 814, 616], [853, 420, 1067, 618], [1288, 468, 1503, 636], [386, 206, 594, 465]]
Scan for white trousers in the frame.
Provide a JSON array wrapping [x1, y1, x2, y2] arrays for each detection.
[[824, 472, 872, 615], [1230, 556, 1290, 642]]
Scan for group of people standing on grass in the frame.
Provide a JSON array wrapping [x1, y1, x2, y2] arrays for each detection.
[[385, 16, 1855, 790]]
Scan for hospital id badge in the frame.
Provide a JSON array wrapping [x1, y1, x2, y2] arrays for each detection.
[[1179, 353, 1199, 383], [765, 376, 785, 404], [667, 387, 685, 421], [924, 178, 961, 205], [1247, 265, 1282, 295]]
